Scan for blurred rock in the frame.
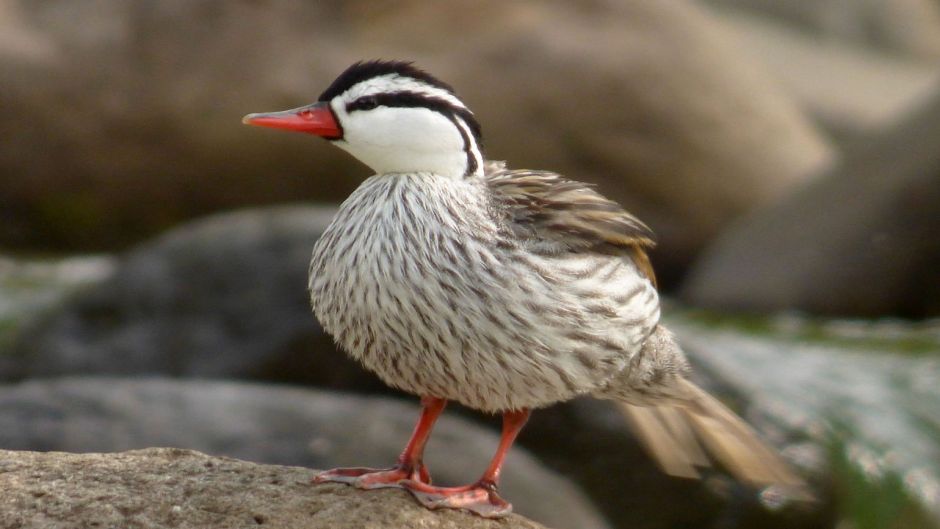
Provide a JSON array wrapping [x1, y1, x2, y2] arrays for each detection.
[[681, 89, 940, 318], [0, 254, 114, 358], [702, 0, 940, 60], [4, 206, 374, 388], [709, 8, 940, 143], [0, 447, 551, 529], [0, 377, 610, 529], [0, 0, 833, 283]]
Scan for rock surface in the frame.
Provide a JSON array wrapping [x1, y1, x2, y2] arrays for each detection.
[[681, 87, 940, 318], [0, 377, 612, 529], [0, 0, 832, 282], [4, 206, 355, 387], [0, 447, 550, 529]]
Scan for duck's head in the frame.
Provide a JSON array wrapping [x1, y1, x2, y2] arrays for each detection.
[[243, 60, 484, 178]]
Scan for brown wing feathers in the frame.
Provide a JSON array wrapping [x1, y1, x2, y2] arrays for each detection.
[[485, 164, 657, 285]]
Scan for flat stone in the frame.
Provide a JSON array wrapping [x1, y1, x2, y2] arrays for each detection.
[[0, 447, 550, 529]]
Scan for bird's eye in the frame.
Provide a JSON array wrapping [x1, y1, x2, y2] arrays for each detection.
[[350, 96, 380, 112]]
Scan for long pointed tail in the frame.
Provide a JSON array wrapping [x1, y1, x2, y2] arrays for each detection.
[[617, 379, 806, 489]]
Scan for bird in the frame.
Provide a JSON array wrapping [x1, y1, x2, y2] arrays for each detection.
[[242, 60, 806, 518]]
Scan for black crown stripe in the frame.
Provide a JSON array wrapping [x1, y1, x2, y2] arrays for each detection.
[[319, 60, 456, 103]]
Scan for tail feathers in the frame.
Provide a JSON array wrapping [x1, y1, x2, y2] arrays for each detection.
[[617, 379, 807, 490], [618, 403, 705, 479]]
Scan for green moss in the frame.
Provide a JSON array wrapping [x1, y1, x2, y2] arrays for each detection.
[[0, 317, 19, 352], [827, 433, 939, 529]]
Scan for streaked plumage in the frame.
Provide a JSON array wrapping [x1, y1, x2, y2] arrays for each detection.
[[309, 164, 660, 412], [243, 60, 806, 517]]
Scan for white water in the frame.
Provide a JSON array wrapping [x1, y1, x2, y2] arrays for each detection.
[[669, 313, 940, 520]]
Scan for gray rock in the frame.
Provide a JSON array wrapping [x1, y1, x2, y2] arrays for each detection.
[[0, 0, 832, 281], [0, 377, 611, 529], [0, 255, 114, 365], [681, 88, 940, 318], [0, 447, 551, 529], [5, 206, 376, 390]]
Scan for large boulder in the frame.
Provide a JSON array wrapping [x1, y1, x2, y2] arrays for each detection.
[[0, 377, 611, 529], [708, 8, 940, 143], [0, 447, 551, 529], [4, 206, 355, 386], [681, 88, 940, 318], [0, 0, 832, 282]]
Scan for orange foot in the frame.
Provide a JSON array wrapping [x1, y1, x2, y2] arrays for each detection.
[[399, 479, 512, 518], [313, 464, 430, 489]]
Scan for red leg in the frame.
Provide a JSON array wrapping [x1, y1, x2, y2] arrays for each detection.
[[313, 396, 447, 489], [400, 408, 530, 518]]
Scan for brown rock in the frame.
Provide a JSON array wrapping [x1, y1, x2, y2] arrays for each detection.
[[703, 0, 940, 60], [709, 8, 940, 143], [0, 447, 550, 529], [680, 88, 940, 318], [0, 0, 832, 283]]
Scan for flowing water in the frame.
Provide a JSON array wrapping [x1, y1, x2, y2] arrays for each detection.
[[668, 308, 940, 529]]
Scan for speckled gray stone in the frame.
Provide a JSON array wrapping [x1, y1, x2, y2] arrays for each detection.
[[0, 447, 551, 529]]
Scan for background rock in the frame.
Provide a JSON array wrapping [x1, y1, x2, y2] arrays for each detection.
[[680, 89, 940, 318], [0, 0, 833, 284], [4, 206, 352, 385], [707, 8, 940, 143], [0, 377, 611, 529], [0, 447, 550, 529], [0, 254, 114, 357], [701, 0, 940, 60]]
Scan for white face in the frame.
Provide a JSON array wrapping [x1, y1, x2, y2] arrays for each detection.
[[326, 75, 482, 179]]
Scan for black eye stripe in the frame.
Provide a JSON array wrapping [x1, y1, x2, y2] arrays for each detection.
[[344, 91, 482, 143]]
